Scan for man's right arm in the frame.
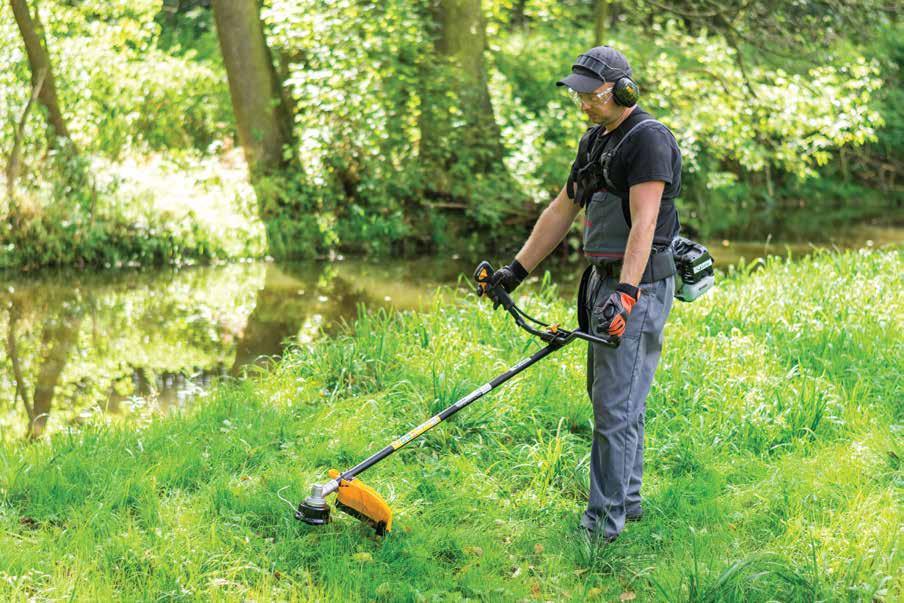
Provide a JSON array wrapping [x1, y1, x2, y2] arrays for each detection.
[[513, 185, 582, 273]]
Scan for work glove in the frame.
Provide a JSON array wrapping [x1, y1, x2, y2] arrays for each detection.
[[592, 283, 640, 339], [490, 259, 529, 294]]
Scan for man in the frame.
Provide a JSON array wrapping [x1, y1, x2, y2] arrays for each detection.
[[490, 46, 681, 542]]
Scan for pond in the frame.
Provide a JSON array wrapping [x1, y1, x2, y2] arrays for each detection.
[[1, 225, 899, 437]]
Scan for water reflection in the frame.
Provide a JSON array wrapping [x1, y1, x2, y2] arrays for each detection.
[[0, 260, 466, 437], [5, 293, 82, 438], [0, 226, 898, 437]]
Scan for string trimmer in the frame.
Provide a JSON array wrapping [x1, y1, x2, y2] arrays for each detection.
[[295, 261, 618, 535]]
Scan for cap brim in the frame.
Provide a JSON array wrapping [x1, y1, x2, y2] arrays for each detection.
[[556, 72, 604, 93]]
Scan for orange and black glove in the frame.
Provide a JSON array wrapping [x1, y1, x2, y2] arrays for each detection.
[[592, 283, 640, 339]]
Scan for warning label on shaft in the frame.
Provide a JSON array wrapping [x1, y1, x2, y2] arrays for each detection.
[[391, 415, 441, 450], [454, 383, 492, 410]]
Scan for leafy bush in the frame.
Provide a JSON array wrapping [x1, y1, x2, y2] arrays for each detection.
[[1, 1, 900, 270], [0, 1, 245, 269], [266, 0, 534, 253], [0, 187, 257, 271], [44, 0, 233, 158]]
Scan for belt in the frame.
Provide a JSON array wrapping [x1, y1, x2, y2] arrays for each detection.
[[593, 249, 676, 284]]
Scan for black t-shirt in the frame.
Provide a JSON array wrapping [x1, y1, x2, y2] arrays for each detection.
[[581, 106, 682, 243]]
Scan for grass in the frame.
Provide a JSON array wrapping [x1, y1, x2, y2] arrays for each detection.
[[0, 248, 901, 601]]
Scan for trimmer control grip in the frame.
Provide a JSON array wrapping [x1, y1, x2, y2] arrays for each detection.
[[473, 261, 515, 311], [474, 261, 494, 297]]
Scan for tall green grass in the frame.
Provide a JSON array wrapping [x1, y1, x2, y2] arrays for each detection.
[[0, 248, 901, 601]]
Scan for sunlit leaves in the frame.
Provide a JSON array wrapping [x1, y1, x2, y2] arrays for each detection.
[[641, 21, 884, 180]]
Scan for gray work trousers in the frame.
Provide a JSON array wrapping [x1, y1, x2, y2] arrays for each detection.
[[580, 271, 674, 539]]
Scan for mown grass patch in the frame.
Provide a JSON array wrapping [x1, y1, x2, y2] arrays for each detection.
[[0, 248, 901, 601]]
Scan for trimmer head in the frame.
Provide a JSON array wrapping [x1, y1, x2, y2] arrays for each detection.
[[296, 486, 332, 525], [296, 470, 393, 535]]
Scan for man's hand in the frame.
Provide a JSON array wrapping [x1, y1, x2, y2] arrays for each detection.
[[592, 283, 640, 338], [490, 260, 529, 293]]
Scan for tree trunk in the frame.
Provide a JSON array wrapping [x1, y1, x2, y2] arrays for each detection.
[[230, 265, 299, 375], [593, 0, 611, 45], [421, 0, 504, 185], [510, 0, 528, 30], [211, 0, 294, 177], [6, 304, 33, 422], [9, 0, 73, 146], [6, 66, 45, 205]]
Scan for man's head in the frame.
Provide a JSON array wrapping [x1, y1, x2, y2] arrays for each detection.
[[557, 46, 638, 125]]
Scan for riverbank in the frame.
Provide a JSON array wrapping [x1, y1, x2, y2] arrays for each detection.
[[2, 143, 900, 273], [0, 248, 900, 600], [0, 152, 266, 272], [2, 235, 900, 438]]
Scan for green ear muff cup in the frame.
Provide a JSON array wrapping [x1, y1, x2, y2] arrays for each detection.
[[613, 77, 639, 106]]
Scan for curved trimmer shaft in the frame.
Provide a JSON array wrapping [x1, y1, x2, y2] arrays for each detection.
[[296, 261, 617, 533]]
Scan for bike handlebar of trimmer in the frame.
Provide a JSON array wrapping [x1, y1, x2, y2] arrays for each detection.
[[472, 261, 619, 349]]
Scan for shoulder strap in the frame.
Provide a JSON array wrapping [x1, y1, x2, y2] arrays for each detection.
[[602, 119, 664, 191], [603, 118, 678, 248], [568, 125, 604, 201], [580, 125, 603, 162]]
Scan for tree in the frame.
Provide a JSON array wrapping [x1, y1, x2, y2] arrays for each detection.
[[420, 0, 506, 195], [593, 0, 612, 46], [8, 0, 73, 147], [5, 66, 45, 202], [211, 0, 294, 179], [635, 0, 894, 82]]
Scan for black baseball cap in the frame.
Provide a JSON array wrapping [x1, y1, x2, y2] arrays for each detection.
[[556, 46, 632, 93]]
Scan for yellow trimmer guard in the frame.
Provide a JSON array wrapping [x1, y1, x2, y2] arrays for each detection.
[[328, 469, 393, 533]]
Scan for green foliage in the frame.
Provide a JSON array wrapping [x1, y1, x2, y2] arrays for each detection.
[[490, 32, 586, 202], [44, 0, 233, 157], [711, 20, 904, 240], [0, 152, 265, 269], [2, 204, 230, 270], [0, 1, 245, 269], [265, 0, 534, 252], [1, 1, 231, 159], [0, 249, 900, 599], [872, 23, 904, 157], [644, 29, 882, 177], [1, 0, 900, 269], [626, 0, 894, 65], [640, 24, 886, 237], [490, 15, 891, 239], [263, 0, 430, 253]]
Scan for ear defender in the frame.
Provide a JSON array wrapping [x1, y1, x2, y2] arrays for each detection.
[[613, 77, 640, 106]]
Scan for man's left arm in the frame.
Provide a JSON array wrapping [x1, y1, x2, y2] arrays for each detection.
[[619, 180, 665, 287]]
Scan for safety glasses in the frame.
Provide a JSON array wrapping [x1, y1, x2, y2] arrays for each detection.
[[568, 88, 614, 106]]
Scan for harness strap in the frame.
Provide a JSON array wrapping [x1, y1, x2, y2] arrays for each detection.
[[601, 119, 676, 191]]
